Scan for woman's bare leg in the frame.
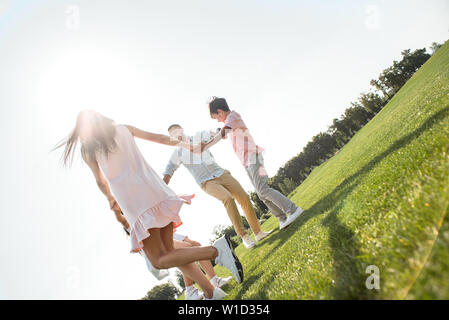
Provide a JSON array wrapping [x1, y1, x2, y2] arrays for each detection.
[[173, 240, 194, 287], [183, 274, 194, 287], [142, 224, 217, 298], [183, 238, 217, 280], [142, 230, 218, 268], [160, 224, 215, 298], [198, 260, 216, 280], [178, 262, 215, 298]]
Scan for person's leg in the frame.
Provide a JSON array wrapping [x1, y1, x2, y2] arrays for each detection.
[[219, 171, 262, 235], [182, 237, 233, 289], [141, 225, 217, 298], [173, 240, 194, 287], [246, 163, 287, 221], [157, 223, 216, 298], [261, 197, 287, 221], [142, 234, 217, 268], [173, 239, 215, 284], [201, 179, 247, 237], [246, 154, 297, 218], [183, 238, 216, 280], [183, 275, 194, 287]]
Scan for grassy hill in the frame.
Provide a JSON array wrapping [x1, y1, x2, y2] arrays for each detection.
[[181, 40, 449, 300]]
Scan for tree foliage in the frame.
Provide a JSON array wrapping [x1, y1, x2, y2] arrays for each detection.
[[175, 270, 185, 290], [370, 48, 430, 99], [141, 282, 180, 300], [430, 42, 442, 55]]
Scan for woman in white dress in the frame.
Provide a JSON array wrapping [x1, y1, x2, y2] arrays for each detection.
[[56, 110, 243, 299]]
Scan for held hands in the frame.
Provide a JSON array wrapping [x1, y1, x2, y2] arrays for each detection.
[[185, 141, 207, 154], [192, 128, 226, 153], [194, 142, 208, 154], [176, 135, 212, 154]]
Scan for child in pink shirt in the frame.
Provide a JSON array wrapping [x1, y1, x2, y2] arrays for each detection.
[[202, 97, 304, 230]]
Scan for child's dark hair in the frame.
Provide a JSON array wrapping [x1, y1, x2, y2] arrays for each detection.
[[208, 97, 230, 115], [167, 124, 181, 132]]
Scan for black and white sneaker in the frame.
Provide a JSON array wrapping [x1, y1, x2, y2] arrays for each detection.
[[213, 235, 244, 283]]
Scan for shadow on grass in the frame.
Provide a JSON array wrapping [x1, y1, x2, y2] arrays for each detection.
[[232, 275, 261, 299], [322, 207, 376, 299], [245, 106, 449, 299], [233, 272, 280, 299]]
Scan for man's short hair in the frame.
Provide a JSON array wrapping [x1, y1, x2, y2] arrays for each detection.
[[208, 97, 230, 114], [168, 124, 182, 132]]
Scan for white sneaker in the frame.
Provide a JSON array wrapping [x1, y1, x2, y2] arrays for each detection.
[[185, 287, 204, 300], [242, 234, 256, 249], [155, 269, 170, 280], [211, 276, 232, 288], [255, 230, 273, 242], [279, 207, 304, 230], [213, 235, 244, 283], [204, 287, 227, 300]]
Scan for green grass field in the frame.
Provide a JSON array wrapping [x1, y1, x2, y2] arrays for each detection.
[[180, 40, 449, 300]]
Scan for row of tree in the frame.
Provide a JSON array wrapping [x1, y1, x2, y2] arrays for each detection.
[[249, 42, 441, 219]]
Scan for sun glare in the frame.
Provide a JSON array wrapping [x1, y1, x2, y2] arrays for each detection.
[[35, 48, 149, 122]]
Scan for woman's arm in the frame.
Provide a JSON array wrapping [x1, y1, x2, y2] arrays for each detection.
[[126, 125, 194, 152], [82, 152, 121, 213], [114, 211, 130, 230], [82, 147, 129, 231]]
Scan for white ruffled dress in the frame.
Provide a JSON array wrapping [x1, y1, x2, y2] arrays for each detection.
[[96, 125, 193, 252]]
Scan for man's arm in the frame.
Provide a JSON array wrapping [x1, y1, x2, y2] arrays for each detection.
[[162, 150, 181, 184], [162, 174, 170, 184]]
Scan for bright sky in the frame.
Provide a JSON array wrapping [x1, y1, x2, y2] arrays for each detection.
[[0, 0, 447, 299]]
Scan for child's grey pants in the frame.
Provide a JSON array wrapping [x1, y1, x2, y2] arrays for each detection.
[[245, 153, 298, 222]]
